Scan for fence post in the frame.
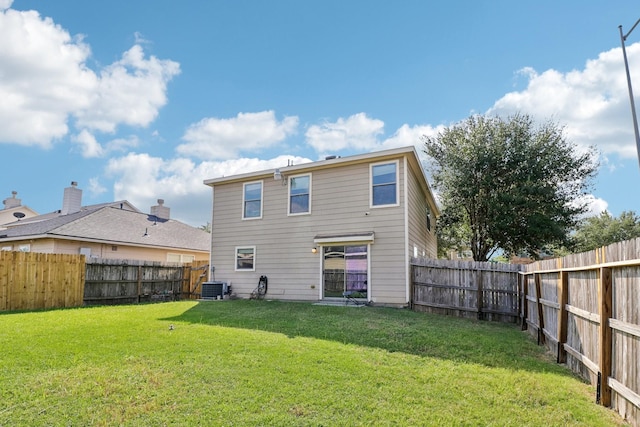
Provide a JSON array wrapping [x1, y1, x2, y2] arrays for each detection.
[[598, 266, 613, 406], [521, 274, 529, 331], [137, 265, 142, 303], [534, 273, 545, 345], [476, 268, 483, 320], [557, 268, 569, 363]]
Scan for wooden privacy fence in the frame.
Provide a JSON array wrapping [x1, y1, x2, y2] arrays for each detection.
[[1, 252, 209, 311], [0, 251, 85, 311], [85, 258, 209, 305], [410, 258, 521, 323], [521, 238, 640, 426], [183, 260, 210, 299]]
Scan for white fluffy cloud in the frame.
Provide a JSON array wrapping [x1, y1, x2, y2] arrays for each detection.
[[488, 43, 640, 160], [303, 113, 441, 161], [580, 194, 608, 218], [0, 7, 94, 146], [381, 123, 444, 155], [305, 112, 384, 153], [74, 45, 180, 132], [0, 6, 179, 149], [177, 111, 299, 160], [72, 129, 104, 158]]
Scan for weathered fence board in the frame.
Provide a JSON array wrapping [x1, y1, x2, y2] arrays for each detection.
[[1, 254, 208, 311], [412, 241, 640, 426], [0, 251, 84, 311], [410, 258, 521, 323], [522, 238, 640, 427], [84, 258, 186, 305], [182, 260, 209, 299]]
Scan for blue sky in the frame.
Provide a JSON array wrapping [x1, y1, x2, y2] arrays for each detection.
[[2, 0, 640, 226]]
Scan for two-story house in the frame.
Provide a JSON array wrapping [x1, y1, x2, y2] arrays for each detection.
[[204, 146, 439, 307]]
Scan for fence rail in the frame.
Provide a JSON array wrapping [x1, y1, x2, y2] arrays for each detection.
[[408, 239, 640, 427], [519, 239, 640, 426], [0, 253, 209, 310], [84, 258, 187, 305], [0, 251, 85, 311], [410, 258, 521, 323]]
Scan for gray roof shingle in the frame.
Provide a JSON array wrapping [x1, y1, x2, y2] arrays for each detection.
[[0, 206, 209, 251]]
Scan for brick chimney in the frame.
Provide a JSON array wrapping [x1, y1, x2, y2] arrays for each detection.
[[61, 181, 82, 215], [3, 191, 21, 210], [150, 199, 170, 220]]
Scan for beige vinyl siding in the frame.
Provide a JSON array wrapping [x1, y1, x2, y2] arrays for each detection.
[[211, 157, 409, 304], [407, 162, 437, 259], [3, 238, 207, 262], [50, 239, 207, 261], [212, 173, 320, 300]]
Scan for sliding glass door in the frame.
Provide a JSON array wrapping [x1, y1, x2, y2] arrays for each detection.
[[322, 245, 368, 299]]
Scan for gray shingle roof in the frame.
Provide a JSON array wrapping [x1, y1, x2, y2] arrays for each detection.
[[0, 206, 209, 251]]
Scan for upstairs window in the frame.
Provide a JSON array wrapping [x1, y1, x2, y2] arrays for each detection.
[[371, 161, 398, 206], [289, 174, 311, 215], [243, 181, 263, 219]]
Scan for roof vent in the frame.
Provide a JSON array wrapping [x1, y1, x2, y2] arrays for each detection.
[[325, 155, 337, 160]]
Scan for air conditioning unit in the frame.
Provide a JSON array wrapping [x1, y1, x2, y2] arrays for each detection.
[[201, 281, 225, 299]]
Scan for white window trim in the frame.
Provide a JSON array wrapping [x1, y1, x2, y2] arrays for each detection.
[[242, 180, 263, 220], [235, 246, 256, 272], [370, 160, 400, 208], [287, 173, 312, 216]]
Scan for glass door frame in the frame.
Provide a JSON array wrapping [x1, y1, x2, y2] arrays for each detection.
[[319, 243, 371, 302]]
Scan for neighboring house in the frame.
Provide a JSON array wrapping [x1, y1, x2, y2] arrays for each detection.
[[0, 191, 39, 225], [0, 182, 210, 263], [204, 146, 440, 306], [446, 249, 474, 261]]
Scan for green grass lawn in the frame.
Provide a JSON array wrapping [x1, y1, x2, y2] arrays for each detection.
[[0, 300, 625, 426]]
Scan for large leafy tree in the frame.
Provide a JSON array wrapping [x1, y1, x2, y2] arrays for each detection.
[[423, 114, 598, 261], [572, 210, 640, 252]]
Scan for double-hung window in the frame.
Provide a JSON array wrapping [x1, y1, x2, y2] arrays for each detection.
[[289, 174, 311, 215], [243, 181, 263, 219], [235, 246, 256, 271], [371, 161, 398, 207]]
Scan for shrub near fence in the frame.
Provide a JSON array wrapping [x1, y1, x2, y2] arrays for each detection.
[[410, 258, 522, 323], [0, 251, 84, 311]]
